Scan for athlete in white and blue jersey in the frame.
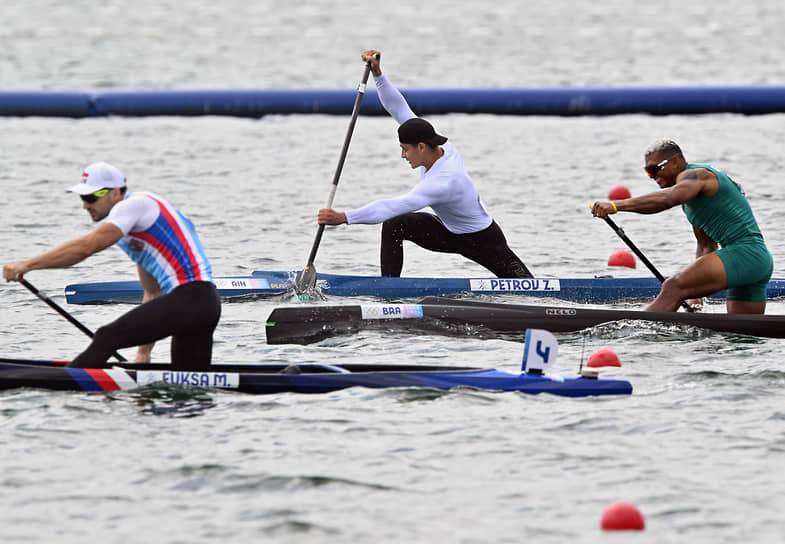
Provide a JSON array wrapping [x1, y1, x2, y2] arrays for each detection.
[[317, 49, 532, 278], [108, 191, 213, 294], [2, 162, 221, 369]]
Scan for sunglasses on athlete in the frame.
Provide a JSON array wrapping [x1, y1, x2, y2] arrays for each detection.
[[80, 188, 110, 203], [644, 156, 676, 178]]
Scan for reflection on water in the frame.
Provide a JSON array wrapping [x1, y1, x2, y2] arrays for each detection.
[[124, 384, 217, 417]]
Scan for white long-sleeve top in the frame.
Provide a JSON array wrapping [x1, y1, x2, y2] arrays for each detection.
[[344, 74, 492, 234]]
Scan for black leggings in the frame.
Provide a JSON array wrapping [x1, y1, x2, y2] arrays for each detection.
[[380, 213, 532, 278], [68, 281, 221, 371]]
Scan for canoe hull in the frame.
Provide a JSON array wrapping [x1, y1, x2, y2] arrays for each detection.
[[265, 297, 785, 345], [0, 359, 631, 397], [64, 270, 785, 304]]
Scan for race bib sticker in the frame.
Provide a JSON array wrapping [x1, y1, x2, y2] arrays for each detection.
[[360, 304, 424, 320], [214, 277, 272, 290], [470, 278, 560, 292], [136, 371, 240, 389]]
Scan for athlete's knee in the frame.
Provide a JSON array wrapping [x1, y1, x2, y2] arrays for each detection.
[[659, 275, 689, 299], [382, 215, 408, 238]]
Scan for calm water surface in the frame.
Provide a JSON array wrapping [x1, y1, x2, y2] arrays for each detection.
[[1, 1, 785, 542]]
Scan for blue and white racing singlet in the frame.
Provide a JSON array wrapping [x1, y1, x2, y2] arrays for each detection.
[[107, 192, 213, 294]]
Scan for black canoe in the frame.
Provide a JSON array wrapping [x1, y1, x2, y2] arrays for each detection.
[[265, 296, 785, 344]]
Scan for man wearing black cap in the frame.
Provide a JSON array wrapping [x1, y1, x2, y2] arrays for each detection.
[[318, 49, 532, 278]]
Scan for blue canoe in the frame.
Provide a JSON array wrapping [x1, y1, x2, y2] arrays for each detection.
[[64, 270, 785, 304], [0, 359, 632, 397]]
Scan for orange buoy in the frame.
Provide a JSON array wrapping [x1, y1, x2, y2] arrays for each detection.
[[607, 249, 636, 268], [587, 348, 621, 368], [601, 501, 645, 531], [608, 185, 631, 200]]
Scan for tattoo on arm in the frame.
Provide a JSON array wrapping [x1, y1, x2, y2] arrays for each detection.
[[680, 169, 698, 182]]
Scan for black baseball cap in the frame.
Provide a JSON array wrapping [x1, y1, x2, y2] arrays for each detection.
[[398, 118, 448, 146]]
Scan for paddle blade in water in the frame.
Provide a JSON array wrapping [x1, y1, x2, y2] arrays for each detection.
[[294, 265, 317, 293]]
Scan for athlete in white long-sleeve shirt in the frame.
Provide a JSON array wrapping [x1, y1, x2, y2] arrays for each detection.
[[318, 49, 531, 278]]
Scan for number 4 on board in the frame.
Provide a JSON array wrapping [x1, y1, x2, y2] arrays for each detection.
[[522, 329, 558, 372]]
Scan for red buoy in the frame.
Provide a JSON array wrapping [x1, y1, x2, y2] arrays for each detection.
[[587, 348, 621, 368], [601, 501, 645, 531], [608, 185, 631, 200], [607, 249, 636, 268]]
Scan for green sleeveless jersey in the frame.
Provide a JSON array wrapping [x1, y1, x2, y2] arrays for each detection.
[[681, 163, 763, 246]]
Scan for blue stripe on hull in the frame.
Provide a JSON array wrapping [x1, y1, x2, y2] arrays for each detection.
[[64, 368, 104, 391]]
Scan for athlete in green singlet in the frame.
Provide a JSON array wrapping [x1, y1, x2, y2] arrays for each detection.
[[590, 138, 773, 314]]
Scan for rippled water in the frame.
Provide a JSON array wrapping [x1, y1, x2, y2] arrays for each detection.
[[2, 2, 785, 543]]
